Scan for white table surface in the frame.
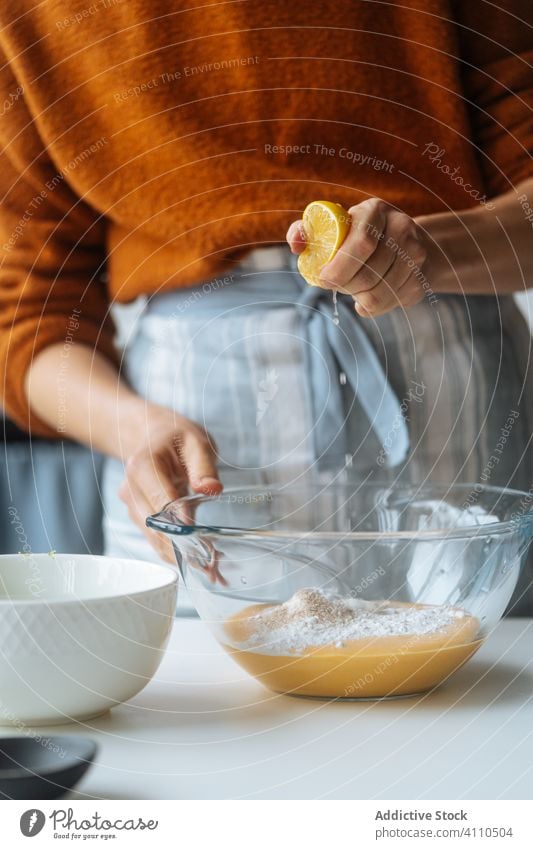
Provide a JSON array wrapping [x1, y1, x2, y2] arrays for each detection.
[[7, 617, 533, 800]]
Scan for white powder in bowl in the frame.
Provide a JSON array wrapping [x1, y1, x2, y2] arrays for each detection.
[[237, 587, 467, 656]]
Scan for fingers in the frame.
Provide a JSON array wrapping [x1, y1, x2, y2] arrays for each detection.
[[395, 269, 427, 308], [352, 210, 414, 291], [286, 220, 306, 254], [355, 221, 426, 316], [124, 425, 222, 504], [338, 207, 427, 317], [320, 198, 387, 288], [118, 410, 223, 563], [343, 230, 396, 295], [120, 418, 222, 530], [177, 428, 223, 495], [355, 245, 425, 317], [119, 476, 176, 563], [201, 538, 228, 586], [122, 450, 184, 513]]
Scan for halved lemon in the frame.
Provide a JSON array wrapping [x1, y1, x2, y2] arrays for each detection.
[[297, 200, 351, 287]]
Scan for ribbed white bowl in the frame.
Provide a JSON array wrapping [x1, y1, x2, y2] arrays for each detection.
[[0, 553, 178, 725]]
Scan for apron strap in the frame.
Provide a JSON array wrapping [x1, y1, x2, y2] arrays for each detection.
[[296, 283, 409, 468]]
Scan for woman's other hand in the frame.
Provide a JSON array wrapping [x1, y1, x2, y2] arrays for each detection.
[[117, 401, 222, 563]]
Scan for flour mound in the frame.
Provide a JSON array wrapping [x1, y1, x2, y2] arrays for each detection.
[[238, 587, 466, 655]]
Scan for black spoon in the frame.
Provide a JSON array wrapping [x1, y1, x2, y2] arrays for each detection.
[[0, 736, 98, 800]]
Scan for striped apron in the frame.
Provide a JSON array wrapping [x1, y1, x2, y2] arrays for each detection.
[[102, 246, 533, 614]]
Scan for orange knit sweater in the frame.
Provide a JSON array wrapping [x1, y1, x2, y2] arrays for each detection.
[[0, 0, 532, 434]]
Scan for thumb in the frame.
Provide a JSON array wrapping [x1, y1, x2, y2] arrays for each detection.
[[286, 220, 306, 254], [182, 431, 223, 496]]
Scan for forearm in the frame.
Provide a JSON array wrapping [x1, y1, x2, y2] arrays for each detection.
[[24, 340, 222, 561], [24, 343, 144, 459], [417, 178, 533, 295]]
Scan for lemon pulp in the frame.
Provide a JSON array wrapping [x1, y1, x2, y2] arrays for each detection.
[[297, 200, 351, 287]]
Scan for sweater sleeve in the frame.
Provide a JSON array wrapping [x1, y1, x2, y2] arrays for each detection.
[[455, 0, 533, 197], [0, 56, 117, 438]]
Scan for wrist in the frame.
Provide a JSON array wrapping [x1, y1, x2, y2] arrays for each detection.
[[107, 391, 148, 460], [99, 388, 146, 461], [416, 207, 488, 295], [112, 395, 180, 461]]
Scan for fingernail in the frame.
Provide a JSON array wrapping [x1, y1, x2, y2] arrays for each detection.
[[197, 476, 222, 492], [288, 222, 304, 240]]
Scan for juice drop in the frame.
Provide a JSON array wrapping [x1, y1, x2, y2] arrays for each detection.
[[332, 291, 339, 325]]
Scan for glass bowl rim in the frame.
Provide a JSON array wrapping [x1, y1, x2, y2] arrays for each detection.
[[146, 482, 533, 542]]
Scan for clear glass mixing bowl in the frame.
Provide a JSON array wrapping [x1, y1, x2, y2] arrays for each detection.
[[147, 482, 533, 699]]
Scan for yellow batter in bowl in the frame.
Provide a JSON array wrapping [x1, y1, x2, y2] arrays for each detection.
[[224, 595, 481, 699]]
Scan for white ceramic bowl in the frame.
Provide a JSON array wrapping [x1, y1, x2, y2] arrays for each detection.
[[0, 553, 178, 726]]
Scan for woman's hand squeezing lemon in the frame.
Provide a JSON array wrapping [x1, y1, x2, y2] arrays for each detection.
[[287, 198, 430, 317]]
